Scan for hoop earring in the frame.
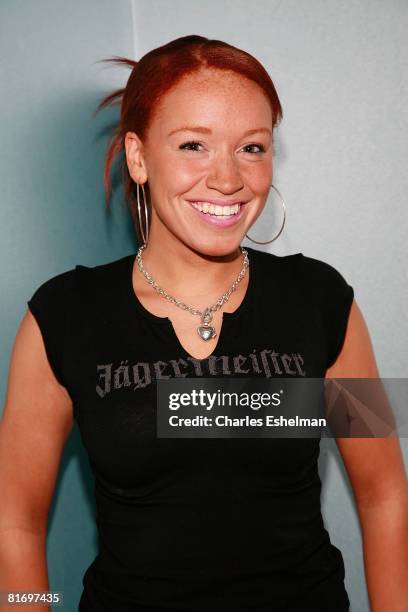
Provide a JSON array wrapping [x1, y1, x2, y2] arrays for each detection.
[[136, 182, 149, 245], [245, 184, 286, 245]]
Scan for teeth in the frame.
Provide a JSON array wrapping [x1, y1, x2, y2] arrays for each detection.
[[191, 202, 241, 216]]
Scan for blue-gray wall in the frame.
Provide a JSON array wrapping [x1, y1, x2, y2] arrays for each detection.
[[0, 1, 136, 608], [1, 1, 407, 609]]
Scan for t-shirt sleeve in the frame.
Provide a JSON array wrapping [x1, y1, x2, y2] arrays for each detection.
[[27, 268, 76, 388], [326, 274, 354, 369], [301, 256, 355, 370]]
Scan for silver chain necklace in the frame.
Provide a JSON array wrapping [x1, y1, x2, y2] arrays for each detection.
[[135, 245, 250, 341]]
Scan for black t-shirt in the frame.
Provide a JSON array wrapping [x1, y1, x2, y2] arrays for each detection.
[[27, 246, 354, 611]]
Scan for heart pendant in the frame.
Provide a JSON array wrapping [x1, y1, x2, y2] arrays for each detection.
[[197, 325, 217, 341]]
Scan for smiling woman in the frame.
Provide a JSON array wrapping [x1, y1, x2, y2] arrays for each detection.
[[122, 68, 276, 260], [1, 34, 407, 612]]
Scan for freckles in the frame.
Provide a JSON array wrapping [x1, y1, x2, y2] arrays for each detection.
[[242, 167, 271, 188], [253, 164, 273, 185], [177, 161, 205, 180]]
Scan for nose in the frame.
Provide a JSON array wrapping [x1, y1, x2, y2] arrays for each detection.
[[205, 150, 244, 195]]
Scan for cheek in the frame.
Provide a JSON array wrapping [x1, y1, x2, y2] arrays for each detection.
[[157, 150, 205, 181], [242, 164, 272, 193], [164, 159, 205, 192]]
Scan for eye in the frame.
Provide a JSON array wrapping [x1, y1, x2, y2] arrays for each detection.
[[178, 141, 266, 154], [242, 143, 266, 154], [179, 140, 203, 152]]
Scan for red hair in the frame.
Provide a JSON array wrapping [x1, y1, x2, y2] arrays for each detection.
[[94, 35, 283, 240]]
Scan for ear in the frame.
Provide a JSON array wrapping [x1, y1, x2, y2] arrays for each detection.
[[124, 131, 148, 184]]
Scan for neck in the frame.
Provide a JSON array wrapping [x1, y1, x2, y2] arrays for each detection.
[[137, 237, 246, 302]]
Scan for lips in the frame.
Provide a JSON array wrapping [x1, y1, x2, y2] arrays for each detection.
[[190, 202, 241, 216], [187, 199, 246, 228], [186, 198, 248, 206]]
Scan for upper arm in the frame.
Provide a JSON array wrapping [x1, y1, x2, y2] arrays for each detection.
[[326, 298, 408, 509], [0, 309, 74, 534]]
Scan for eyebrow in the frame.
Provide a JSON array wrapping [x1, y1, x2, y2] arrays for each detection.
[[168, 126, 272, 137]]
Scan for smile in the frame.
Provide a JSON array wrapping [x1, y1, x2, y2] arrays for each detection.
[[190, 202, 241, 217], [187, 201, 246, 227]]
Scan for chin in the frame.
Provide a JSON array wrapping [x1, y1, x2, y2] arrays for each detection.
[[188, 237, 244, 259]]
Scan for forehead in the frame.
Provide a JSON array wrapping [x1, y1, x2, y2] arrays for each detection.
[[150, 69, 272, 137]]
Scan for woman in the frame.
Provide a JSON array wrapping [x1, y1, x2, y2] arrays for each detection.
[[0, 35, 407, 612]]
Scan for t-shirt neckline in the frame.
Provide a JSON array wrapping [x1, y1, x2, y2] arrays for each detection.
[[125, 245, 257, 328]]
